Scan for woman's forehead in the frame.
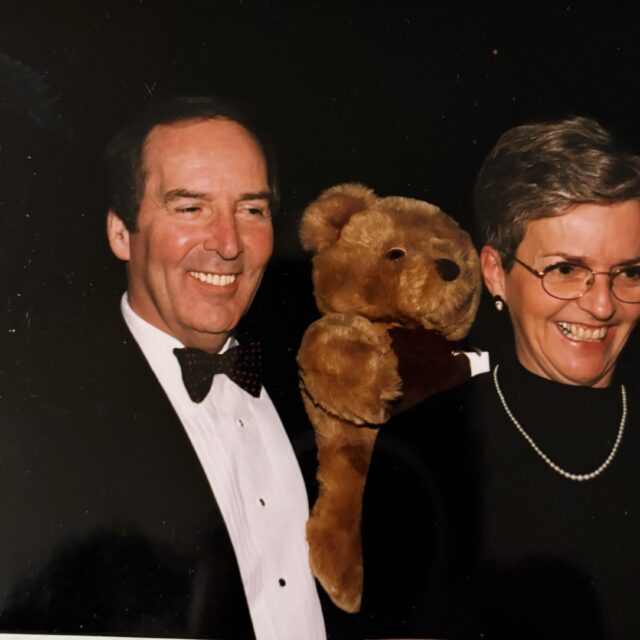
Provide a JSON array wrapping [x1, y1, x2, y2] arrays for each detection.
[[519, 201, 640, 262]]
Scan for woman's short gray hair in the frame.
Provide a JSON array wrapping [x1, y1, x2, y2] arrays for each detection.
[[473, 116, 640, 269]]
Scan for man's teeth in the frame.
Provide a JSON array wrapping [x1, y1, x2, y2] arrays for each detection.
[[189, 271, 236, 286], [557, 322, 607, 341]]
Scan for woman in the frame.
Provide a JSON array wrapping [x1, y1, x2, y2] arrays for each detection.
[[360, 116, 640, 639]]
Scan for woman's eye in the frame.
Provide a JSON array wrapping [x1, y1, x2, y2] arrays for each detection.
[[620, 265, 640, 281], [552, 262, 578, 276]]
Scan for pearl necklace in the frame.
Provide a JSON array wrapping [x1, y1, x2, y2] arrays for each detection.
[[492, 364, 627, 482]]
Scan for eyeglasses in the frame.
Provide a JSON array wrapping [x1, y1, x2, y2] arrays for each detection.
[[511, 256, 640, 303]]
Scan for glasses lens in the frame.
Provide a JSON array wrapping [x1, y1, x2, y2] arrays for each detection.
[[541, 264, 590, 300], [612, 266, 640, 303]]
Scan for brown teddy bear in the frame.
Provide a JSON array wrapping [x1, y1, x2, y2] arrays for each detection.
[[297, 183, 482, 613]]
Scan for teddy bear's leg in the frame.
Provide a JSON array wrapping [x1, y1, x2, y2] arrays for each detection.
[[304, 395, 378, 613], [298, 313, 402, 425]]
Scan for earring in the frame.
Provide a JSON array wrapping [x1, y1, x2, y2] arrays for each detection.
[[494, 295, 505, 312]]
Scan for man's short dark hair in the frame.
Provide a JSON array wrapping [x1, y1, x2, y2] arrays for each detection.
[[104, 96, 279, 231], [473, 115, 640, 270]]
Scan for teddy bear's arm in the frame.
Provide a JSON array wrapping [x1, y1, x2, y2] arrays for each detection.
[[297, 313, 401, 425]]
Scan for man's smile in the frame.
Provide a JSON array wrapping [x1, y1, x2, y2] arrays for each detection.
[[188, 270, 237, 286]]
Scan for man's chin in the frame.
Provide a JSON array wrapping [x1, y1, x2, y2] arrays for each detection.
[[173, 315, 240, 351]]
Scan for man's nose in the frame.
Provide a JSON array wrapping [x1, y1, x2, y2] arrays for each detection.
[[578, 273, 616, 320], [203, 209, 242, 259]]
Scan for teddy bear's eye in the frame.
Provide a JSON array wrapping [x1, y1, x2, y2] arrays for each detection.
[[386, 248, 406, 261]]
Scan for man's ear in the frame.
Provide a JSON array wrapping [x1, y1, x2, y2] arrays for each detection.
[[107, 211, 131, 261], [480, 245, 507, 300]]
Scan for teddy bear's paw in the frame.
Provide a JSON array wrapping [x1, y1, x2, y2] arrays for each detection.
[[301, 353, 401, 425], [298, 314, 402, 425], [323, 571, 362, 614], [307, 518, 363, 613], [334, 350, 402, 424]]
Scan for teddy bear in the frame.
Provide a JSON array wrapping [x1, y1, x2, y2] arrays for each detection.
[[297, 183, 482, 613]]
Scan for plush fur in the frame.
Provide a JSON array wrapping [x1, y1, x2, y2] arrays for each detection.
[[297, 183, 482, 613]]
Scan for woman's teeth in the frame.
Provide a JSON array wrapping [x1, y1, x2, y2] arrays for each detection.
[[557, 321, 607, 341], [189, 271, 236, 286]]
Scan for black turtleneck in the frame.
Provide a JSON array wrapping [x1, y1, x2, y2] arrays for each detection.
[[361, 356, 640, 640], [491, 356, 624, 477]]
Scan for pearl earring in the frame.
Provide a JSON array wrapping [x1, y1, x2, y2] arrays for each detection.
[[494, 295, 505, 312]]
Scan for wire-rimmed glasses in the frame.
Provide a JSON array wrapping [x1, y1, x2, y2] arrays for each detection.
[[511, 256, 640, 303]]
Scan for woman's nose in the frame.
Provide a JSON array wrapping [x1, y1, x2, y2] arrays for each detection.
[[578, 273, 616, 320]]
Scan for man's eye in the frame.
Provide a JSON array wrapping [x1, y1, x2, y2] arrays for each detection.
[[176, 206, 200, 214], [242, 204, 268, 216]]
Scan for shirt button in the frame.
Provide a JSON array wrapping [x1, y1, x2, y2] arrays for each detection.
[[278, 578, 286, 587], [237, 418, 245, 428], [259, 498, 266, 507]]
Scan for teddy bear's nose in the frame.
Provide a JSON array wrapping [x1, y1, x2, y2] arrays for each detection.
[[435, 258, 460, 281]]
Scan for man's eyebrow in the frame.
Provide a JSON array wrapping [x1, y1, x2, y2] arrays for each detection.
[[162, 189, 272, 204], [163, 189, 210, 204], [240, 190, 272, 201]]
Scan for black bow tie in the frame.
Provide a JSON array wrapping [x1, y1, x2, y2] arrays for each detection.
[[173, 342, 262, 403]]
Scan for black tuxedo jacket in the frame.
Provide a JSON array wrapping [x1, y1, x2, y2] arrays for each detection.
[[0, 296, 327, 639]]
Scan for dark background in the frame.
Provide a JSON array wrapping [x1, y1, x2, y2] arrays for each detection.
[[1, 1, 640, 358]]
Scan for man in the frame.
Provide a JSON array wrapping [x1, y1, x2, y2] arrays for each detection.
[[0, 97, 330, 639]]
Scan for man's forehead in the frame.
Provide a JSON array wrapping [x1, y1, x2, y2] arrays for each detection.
[[141, 117, 268, 192], [143, 117, 263, 162]]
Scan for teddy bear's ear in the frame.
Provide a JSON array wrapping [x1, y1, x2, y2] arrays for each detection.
[[300, 183, 377, 253]]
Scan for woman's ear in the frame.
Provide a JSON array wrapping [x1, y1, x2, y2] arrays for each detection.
[[480, 245, 507, 300], [107, 211, 131, 261]]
